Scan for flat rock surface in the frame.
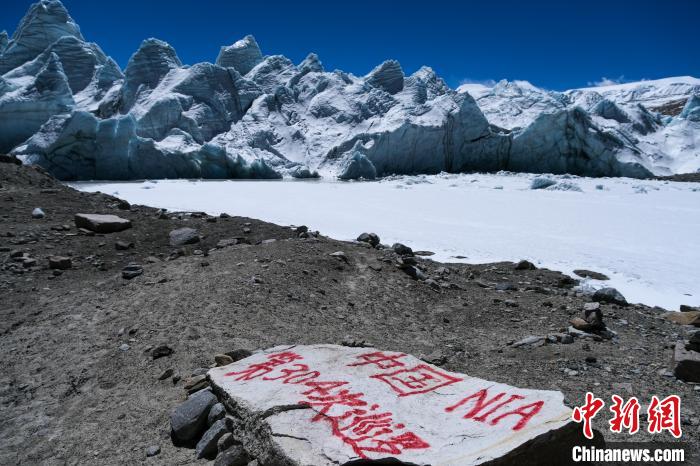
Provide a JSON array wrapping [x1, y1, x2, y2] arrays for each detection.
[[210, 345, 575, 465], [74, 213, 132, 233]]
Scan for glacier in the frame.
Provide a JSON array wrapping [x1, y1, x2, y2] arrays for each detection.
[[1, 0, 699, 180]]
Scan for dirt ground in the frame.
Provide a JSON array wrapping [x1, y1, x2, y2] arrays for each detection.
[[1, 162, 698, 465]]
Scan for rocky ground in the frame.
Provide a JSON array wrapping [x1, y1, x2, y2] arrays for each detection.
[[0, 161, 698, 465]]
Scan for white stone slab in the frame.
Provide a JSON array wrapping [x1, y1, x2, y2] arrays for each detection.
[[208, 344, 577, 466]]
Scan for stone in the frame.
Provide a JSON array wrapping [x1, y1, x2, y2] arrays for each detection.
[[119, 343, 130, 351], [357, 232, 380, 247], [145, 445, 160, 457], [392, 243, 414, 256], [169, 227, 199, 246], [32, 207, 45, 218], [115, 240, 134, 250], [170, 389, 217, 446], [196, 418, 231, 459], [530, 177, 557, 190], [515, 260, 536, 270], [495, 282, 517, 291], [158, 369, 174, 380], [673, 341, 700, 383], [664, 311, 700, 327], [225, 349, 253, 362], [74, 214, 132, 233], [592, 287, 627, 306], [122, 263, 143, 279], [209, 345, 585, 466], [401, 264, 426, 281], [214, 445, 250, 466], [680, 305, 699, 313], [215, 354, 234, 366], [207, 403, 226, 426], [513, 335, 546, 347], [217, 238, 239, 248], [573, 269, 610, 281], [152, 345, 173, 359], [217, 432, 237, 453], [329, 251, 348, 263], [583, 302, 600, 312], [48, 256, 71, 270]]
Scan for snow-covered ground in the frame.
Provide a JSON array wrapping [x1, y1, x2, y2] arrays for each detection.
[[70, 173, 700, 311]]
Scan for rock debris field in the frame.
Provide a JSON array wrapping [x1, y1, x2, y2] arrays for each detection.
[[1, 161, 699, 464]]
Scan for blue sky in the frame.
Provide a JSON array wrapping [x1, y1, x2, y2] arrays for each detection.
[[3, 0, 699, 90]]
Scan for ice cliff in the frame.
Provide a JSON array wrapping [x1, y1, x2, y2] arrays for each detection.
[[1, 0, 699, 180]]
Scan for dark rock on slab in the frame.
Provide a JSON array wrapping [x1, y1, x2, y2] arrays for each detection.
[[574, 269, 610, 281], [169, 227, 200, 246], [48, 256, 71, 270], [74, 213, 132, 233], [357, 232, 380, 247], [214, 445, 250, 466], [592, 287, 627, 306], [170, 389, 217, 446], [196, 418, 231, 459], [673, 341, 700, 383]]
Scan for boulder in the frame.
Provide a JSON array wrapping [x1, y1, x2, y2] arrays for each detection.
[[392, 243, 414, 256], [357, 232, 380, 247], [208, 345, 587, 465], [207, 403, 226, 426], [32, 207, 45, 218], [74, 213, 132, 233], [515, 260, 536, 270], [592, 287, 627, 306], [673, 341, 700, 383], [574, 269, 610, 281], [195, 418, 231, 459], [170, 389, 217, 446], [169, 227, 200, 246], [48, 255, 71, 270], [214, 445, 250, 466], [664, 311, 700, 327]]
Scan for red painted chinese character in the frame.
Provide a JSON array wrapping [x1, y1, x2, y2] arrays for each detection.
[[302, 389, 368, 419], [348, 351, 407, 369], [262, 363, 320, 384], [372, 364, 462, 397], [357, 431, 430, 456], [609, 395, 640, 434], [224, 351, 302, 381], [647, 395, 682, 438], [572, 392, 605, 440]]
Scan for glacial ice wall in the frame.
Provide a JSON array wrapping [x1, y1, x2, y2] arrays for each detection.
[[1, 0, 699, 180]]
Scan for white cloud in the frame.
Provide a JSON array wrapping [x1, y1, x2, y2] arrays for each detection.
[[588, 75, 626, 87]]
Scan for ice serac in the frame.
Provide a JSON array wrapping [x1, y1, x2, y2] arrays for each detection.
[[510, 107, 652, 178], [0, 0, 83, 74], [0, 31, 8, 54], [366, 59, 405, 94], [215, 35, 263, 76], [0, 52, 74, 152], [208, 344, 587, 466], [680, 94, 700, 122], [120, 38, 182, 109]]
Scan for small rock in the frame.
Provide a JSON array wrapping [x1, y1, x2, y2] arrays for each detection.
[[392, 243, 414, 256], [119, 343, 130, 351], [207, 403, 226, 426], [215, 354, 234, 366], [514, 260, 536, 270], [357, 232, 380, 247], [196, 418, 231, 459], [214, 445, 250, 466], [217, 432, 237, 453], [170, 389, 218, 446], [400, 265, 425, 281], [583, 302, 601, 312], [158, 369, 174, 380], [513, 335, 545, 347], [169, 228, 200, 246], [242, 227, 251, 234], [495, 282, 517, 292], [225, 349, 253, 362], [74, 213, 131, 233], [574, 269, 610, 281], [152, 345, 173, 359], [32, 208, 45, 219], [115, 240, 134, 250], [48, 256, 71, 270], [673, 341, 700, 383], [122, 263, 143, 280], [592, 287, 627, 306], [329, 251, 348, 263], [145, 445, 160, 457], [560, 334, 574, 344]]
